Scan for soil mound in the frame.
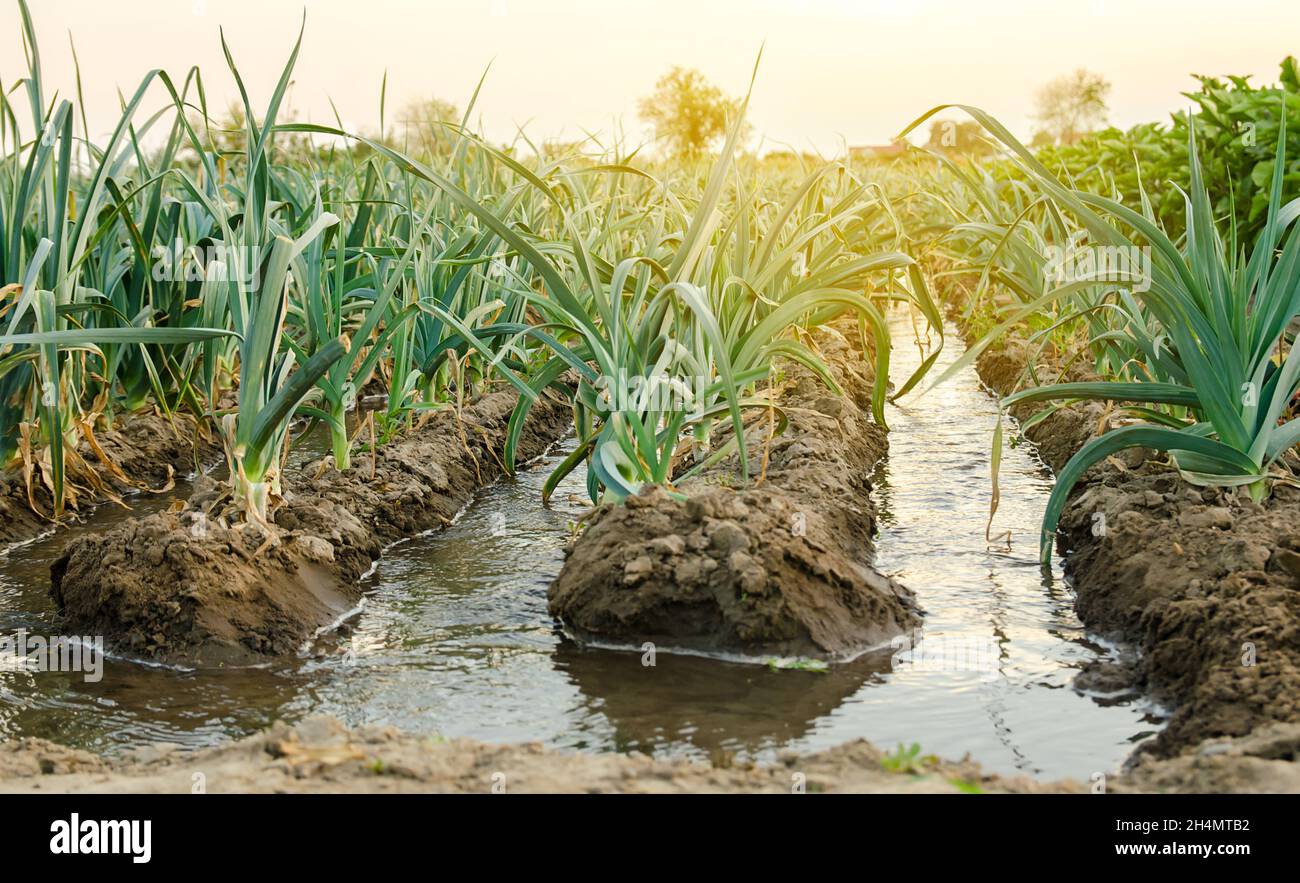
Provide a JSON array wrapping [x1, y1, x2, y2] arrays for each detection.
[[550, 327, 921, 659], [50, 388, 571, 666], [1059, 472, 1300, 756]]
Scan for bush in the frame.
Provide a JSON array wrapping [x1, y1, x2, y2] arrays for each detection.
[[1034, 57, 1300, 244]]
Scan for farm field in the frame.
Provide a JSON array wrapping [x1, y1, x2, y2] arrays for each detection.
[[1, 0, 1299, 828]]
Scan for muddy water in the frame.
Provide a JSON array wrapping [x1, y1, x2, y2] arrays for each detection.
[[855, 311, 1158, 777], [0, 317, 1157, 779]]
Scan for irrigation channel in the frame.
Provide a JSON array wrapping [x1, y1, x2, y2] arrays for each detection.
[[0, 310, 1159, 780]]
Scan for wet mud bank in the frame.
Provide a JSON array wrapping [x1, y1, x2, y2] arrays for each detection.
[[945, 285, 1300, 777], [1113, 722, 1300, 793], [1055, 473, 1300, 759], [550, 326, 920, 660], [50, 388, 572, 667], [0, 714, 1073, 793], [0, 411, 218, 550]]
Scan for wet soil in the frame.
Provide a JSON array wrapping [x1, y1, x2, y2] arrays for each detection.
[[1114, 722, 1300, 793], [946, 282, 1300, 766], [0, 714, 1074, 793], [6, 299, 1287, 791], [0, 410, 218, 549], [49, 388, 572, 667], [1057, 476, 1300, 758], [6, 707, 1294, 792], [550, 325, 921, 660]]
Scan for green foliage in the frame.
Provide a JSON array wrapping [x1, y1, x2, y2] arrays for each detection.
[[1, 1, 939, 527], [881, 742, 938, 775], [904, 100, 1300, 564], [1036, 57, 1300, 243], [0, 0, 237, 515]]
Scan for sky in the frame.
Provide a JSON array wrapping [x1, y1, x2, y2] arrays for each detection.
[[1, 0, 1296, 154]]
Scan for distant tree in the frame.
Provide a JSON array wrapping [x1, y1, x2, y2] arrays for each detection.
[[924, 119, 995, 158], [1032, 69, 1111, 146], [185, 102, 253, 156], [1029, 129, 1057, 150], [186, 101, 316, 164], [394, 96, 461, 156], [637, 67, 746, 159]]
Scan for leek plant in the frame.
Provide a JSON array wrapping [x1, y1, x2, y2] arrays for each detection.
[[904, 104, 1300, 562], [181, 25, 349, 523], [286, 69, 943, 504], [0, 0, 234, 515], [294, 186, 437, 470], [5, 0, 951, 527]]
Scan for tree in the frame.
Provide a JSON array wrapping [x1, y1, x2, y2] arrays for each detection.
[[186, 102, 317, 165], [924, 119, 995, 158], [637, 67, 745, 159], [394, 96, 461, 156], [1032, 69, 1111, 146]]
